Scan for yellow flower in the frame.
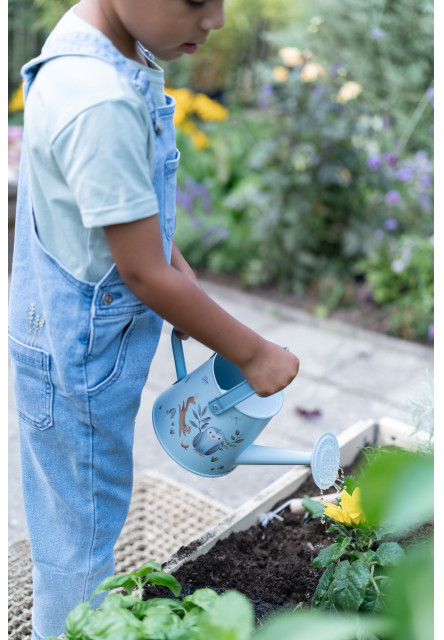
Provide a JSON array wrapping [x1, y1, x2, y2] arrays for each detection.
[[9, 83, 24, 112], [336, 81, 362, 103], [279, 47, 304, 67], [193, 93, 228, 122], [273, 66, 289, 82], [324, 488, 365, 526], [191, 129, 210, 150], [301, 62, 326, 82]]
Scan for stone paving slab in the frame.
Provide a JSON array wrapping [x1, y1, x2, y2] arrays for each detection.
[[8, 280, 434, 543]]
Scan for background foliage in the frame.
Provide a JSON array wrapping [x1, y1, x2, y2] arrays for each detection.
[[8, 0, 434, 341]]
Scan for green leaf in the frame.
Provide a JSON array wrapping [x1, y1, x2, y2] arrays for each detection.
[[64, 601, 95, 639], [359, 587, 386, 614], [100, 592, 141, 611], [134, 561, 162, 577], [146, 571, 182, 597], [197, 590, 254, 640], [328, 560, 370, 612], [183, 588, 219, 611], [81, 608, 144, 640], [141, 597, 186, 616], [312, 564, 335, 607], [312, 542, 348, 567], [90, 573, 137, 599], [255, 610, 390, 640], [358, 449, 434, 533], [384, 536, 434, 640], [375, 542, 406, 567], [302, 495, 325, 518]]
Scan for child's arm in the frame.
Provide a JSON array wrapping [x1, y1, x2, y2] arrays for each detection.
[[104, 215, 299, 397]]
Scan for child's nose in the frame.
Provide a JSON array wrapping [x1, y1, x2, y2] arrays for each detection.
[[200, 4, 225, 32]]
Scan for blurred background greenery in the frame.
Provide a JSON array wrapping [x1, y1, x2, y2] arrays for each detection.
[[8, 0, 434, 342]]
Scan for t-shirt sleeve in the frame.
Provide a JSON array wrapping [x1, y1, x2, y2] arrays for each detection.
[[52, 97, 159, 228]]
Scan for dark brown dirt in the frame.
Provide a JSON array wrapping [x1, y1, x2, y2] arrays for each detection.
[[143, 469, 342, 619], [143, 462, 433, 620]]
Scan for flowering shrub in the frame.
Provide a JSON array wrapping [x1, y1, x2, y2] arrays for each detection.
[[173, 32, 433, 340]]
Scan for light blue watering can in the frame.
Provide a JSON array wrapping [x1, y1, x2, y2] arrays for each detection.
[[152, 330, 340, 490]]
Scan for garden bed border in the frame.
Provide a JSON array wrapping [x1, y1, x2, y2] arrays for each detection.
[[163, 416, 422, 574]]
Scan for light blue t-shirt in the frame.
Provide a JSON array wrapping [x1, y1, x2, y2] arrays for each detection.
[[25, 6, 166, 282]]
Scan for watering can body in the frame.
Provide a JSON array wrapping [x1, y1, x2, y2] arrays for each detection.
[[152, 331, 340, 489]]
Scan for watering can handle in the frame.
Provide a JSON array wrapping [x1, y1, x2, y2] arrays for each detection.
[[171, 329, 256, 413], [171, 329, 188, 380], [208, 380, 256, 415]]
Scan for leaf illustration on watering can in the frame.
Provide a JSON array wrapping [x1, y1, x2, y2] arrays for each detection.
[[170, 428, 175, 434], [235, 430, 240, 435], [211, 456, 218, 462]]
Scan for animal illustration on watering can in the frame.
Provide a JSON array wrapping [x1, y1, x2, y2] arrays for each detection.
[[177, 395, 198, 437], [193, 426, 225, 456]]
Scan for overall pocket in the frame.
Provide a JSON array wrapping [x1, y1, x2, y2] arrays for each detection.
[[163, 149, 180, 241], [8, 334, 53, 430], [86, 314, 137, 394]]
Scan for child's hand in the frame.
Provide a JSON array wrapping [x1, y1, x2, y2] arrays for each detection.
[[239, 340, 300, 397]]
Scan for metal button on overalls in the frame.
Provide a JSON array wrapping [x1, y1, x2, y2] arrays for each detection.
[[102, 292, 114, 305]]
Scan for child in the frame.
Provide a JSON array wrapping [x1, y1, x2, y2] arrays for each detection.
[[8, 1, 299, 638]]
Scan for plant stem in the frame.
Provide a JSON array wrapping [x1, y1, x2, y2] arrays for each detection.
[[397, 81, 433, 154]]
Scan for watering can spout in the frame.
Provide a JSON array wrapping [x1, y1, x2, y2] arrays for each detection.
[[235, 445, 312, 466], [235, 432, 341, 491]]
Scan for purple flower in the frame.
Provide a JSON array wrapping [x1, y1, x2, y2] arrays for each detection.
[[374, 229, 385, 240], [367, 154, 382, 170], [391, 259, 406, 273], [384, 190, 401, 205], [383, 152, 398, 168], [371, 27, 385, 39], [384, 218, 398, 230], [176, 188, 193, 212], [428, 324, 434, 341], [427, 88, 434, 106], [330, 62, 342, 75], [420, 174, 433, 188], [8, 125, 23, 142], [396, 166, 415, 182], [257, 84, 273, 109]]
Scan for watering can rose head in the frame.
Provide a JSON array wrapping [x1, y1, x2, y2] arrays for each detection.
[[324, 487, 365, 526]]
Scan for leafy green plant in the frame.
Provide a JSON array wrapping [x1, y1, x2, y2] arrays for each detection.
[[310, 486, 405, 614], [259, 446, 433, 640], [356, 233, 433, 340], [43, 562, 254, 640]]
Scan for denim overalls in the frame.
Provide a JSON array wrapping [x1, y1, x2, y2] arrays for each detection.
[[8, 31, 178, 640]]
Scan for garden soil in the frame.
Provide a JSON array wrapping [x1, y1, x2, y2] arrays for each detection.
[[143, 471, 339, 619], [143, 461, 433, 620]]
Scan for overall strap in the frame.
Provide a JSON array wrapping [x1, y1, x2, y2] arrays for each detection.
[[21, 31, 154, 103]]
